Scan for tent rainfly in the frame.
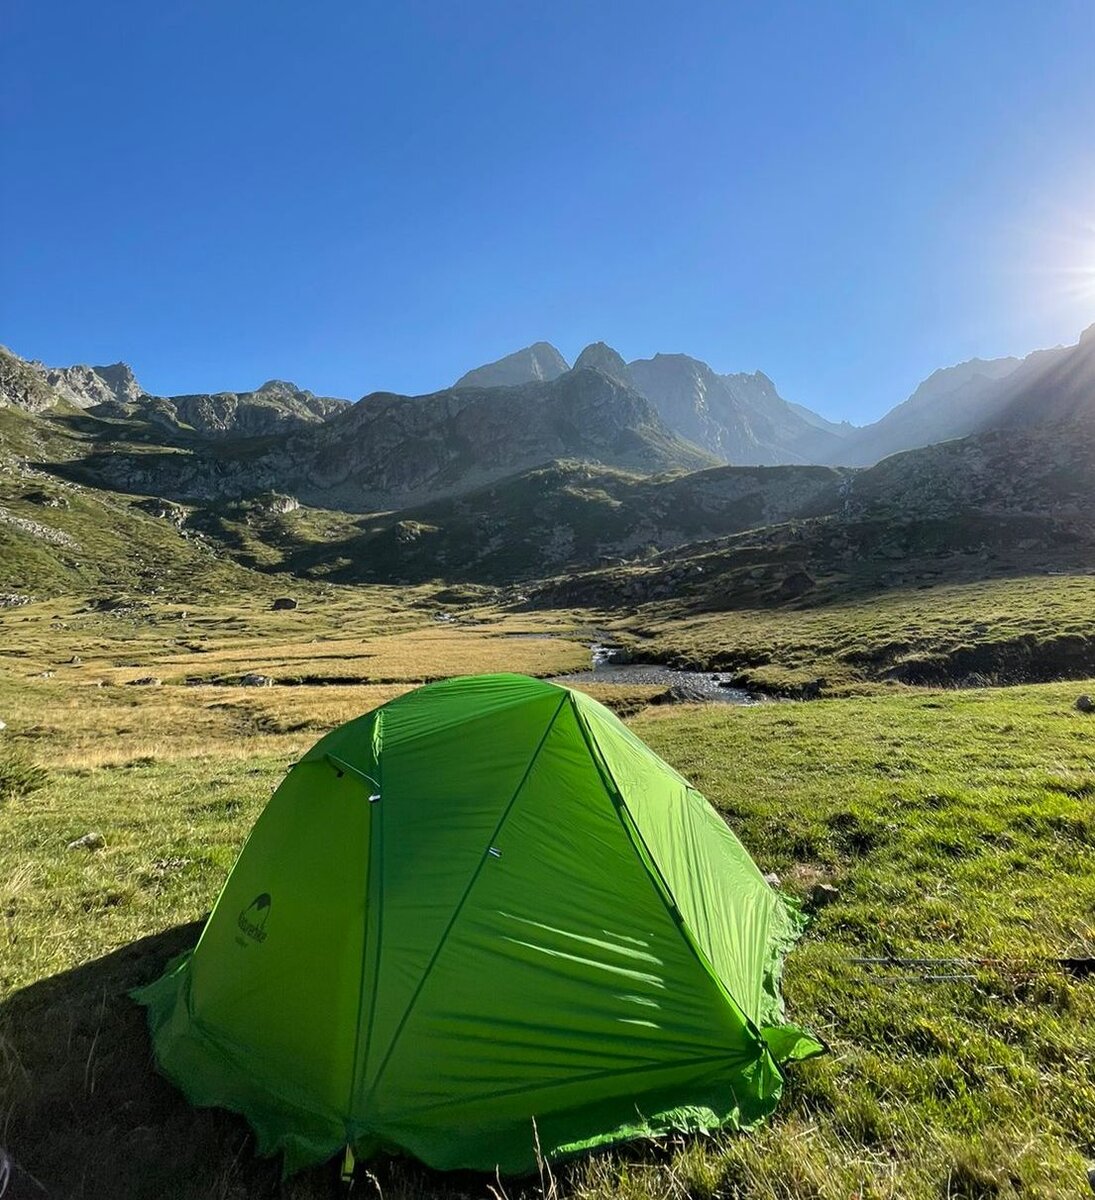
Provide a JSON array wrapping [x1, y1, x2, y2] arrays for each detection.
[[135, 673, 822, 1174]]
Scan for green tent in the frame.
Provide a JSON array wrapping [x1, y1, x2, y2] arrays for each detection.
[[135, 673, 821, 1175]]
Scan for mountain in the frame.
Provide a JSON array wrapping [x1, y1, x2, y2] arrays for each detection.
[[455, 340, 853, 465], [991, 323, 1095, 430], [290, 367, 716, 509], [626, 353, 849, 464], [829, 324, 1095, 466], [828, 356, 1023, 465], [37, 365, 716, 512], [454, 342, 569, 389]]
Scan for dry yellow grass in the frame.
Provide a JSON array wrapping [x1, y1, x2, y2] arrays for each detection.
[[1, 593, 596, 765]]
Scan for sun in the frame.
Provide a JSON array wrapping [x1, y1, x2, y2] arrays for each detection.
[[1019, 195, 1095, 321], [1056, 226, 1095, 304]]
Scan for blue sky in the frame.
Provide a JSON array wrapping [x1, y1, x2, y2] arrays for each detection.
[[3, 1, 1094, 422]]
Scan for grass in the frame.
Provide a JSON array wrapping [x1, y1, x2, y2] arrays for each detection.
[[616, 573, 1095, 694], [0, 744, 47, 804], [2, 590, 1094, 1198], [0, 595, 593, 766]]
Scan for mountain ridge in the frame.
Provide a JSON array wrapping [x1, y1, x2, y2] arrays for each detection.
[[12, 359, 716, 512]]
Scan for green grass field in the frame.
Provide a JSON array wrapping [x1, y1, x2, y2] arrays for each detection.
[[617, 573, 1095, 695], [2, 586, 1093, 1198]]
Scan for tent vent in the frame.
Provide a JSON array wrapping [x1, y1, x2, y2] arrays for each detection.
[[488, 846, 502, 858]]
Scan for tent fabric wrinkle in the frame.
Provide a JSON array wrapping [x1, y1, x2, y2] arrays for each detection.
[[133, 672, 822, 1176]]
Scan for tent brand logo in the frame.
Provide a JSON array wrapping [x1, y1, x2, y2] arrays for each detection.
[[238, 893, 271, 943]]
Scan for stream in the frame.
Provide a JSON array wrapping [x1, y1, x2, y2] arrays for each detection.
[[553, 644, 756, 704]]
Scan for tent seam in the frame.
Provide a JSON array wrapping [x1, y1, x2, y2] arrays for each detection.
[[359, 692, 570, 1107], [346, 712, 384, 1120], [567, 694, 768, 1051], [377, 1047, 755, 1121]]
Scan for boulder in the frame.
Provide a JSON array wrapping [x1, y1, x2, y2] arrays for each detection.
[[805, 882, 840, 912], [126, 676, 162, 687], [256, 492, 300, 515], [1076, 695, 1094, 713], [67, 831, 105, 851], [240, 673, 274, 687], [271, 597, 298, 611]]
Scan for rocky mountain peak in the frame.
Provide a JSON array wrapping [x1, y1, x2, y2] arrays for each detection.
[[255, 379, 304, 396], [627, 352, 849, 465], [35, 359, 147, 408], [573, 342, 631, 384], [454, 342, 569, 390]]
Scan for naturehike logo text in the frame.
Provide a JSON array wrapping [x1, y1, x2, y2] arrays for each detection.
[[238, 893, 271, 943]]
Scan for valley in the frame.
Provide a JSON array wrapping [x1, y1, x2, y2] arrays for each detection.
[[1, 324, 1094, 1199], [1, 587, 1093, 1199]]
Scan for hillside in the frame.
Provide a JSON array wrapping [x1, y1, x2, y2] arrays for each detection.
[[194, 458, 847, 584], [0, 407, 261, 599], [529, 421, 1095, 685]]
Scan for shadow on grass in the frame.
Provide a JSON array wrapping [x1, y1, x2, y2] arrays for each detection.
[[0, 920, 296, 1200], [0, 926, 568, 1200]]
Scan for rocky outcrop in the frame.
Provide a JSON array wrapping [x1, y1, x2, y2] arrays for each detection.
[[130, 382, 348, 440], [36, 361, 146, 409], [454, 342, 569, 389], [0, 347, 64, 413]]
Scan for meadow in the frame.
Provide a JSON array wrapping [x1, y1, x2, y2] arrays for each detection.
[[1, 583, 1093, 1199], [618, 574, 1095, 696]]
